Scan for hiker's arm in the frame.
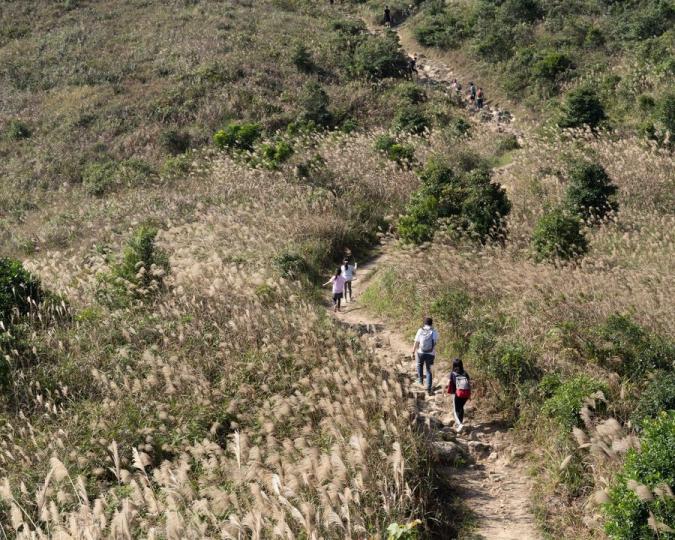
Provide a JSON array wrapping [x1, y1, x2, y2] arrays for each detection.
[[322, 278, 333, 287], [411, 340, 418, 358]]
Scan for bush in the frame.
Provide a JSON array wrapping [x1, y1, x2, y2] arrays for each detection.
[[159, 129, 191, 155], [393, 81, 427, 104], [114, 225, 169, 291], [531, 206, 588, 262], [351, 33, 408, 80], [495, 134, 520, 154], [374, 135, 415, 166], [564, 161, 618, 221], [476, 341, 539, 389], [392, 105, 429, 135], [500, 0, 542, 24], [430, 288, 472, 330], [83, 160, 118, 197], [559, 87, 606, 129], [5, 119, 31, 140], [300, 81, 331, 127], [658, 92, 675, 134], [604, 412, 675, 539], [259, 140, 294, 169], [542, 375, 607, 429], [532, 51, 574, 83], [414, 11, 470, 49], [589, 314, 675, 379], [213, 122, 262, 151], [632, 372, 675, 428], [398, 158, 511, 244], [0, 258, 43, 324], [291, 43, 314, 73]]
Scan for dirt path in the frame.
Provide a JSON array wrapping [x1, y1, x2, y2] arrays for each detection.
[[333, 248, 541, 539]]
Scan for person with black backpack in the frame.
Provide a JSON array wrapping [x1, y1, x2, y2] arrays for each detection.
[[412, 317, 439, 395], [447, 358, 471, 433], [383, 5, 392, 27]]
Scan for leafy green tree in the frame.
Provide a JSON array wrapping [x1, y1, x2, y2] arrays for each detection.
[[531, 206, 588, 261], [565, 161, 618, 221], [300, 81, 331, 126], [559, 87, 606, 129]]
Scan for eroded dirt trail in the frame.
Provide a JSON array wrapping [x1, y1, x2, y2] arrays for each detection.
[[334, 248, 541, 539]]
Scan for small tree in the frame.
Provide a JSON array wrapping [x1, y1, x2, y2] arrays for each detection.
[[214, 122, 262, 151], [559, 87, 606, 129], [115, 225, 170, 291], [300, 81, 331, 127], [564, 161, 618, 221], [291, 43, 314, 73], [0, 258, 43, 323], [351, 33, 408, 80], [531, 206, 588, 262]]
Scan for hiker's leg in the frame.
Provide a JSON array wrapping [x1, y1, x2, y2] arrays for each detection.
[[346, 280, 352, 301], [452, 395, 462, 426], [416, 354, 423, 385], [456, 397, 466, 424], [425, 357, 433, 391], [336, 293, 342, 310]]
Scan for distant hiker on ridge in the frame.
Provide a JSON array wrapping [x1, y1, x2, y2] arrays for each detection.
[[384, 5, 391, 27], [468, 82, 476, 104], [341, 258, 356, 303], [412, 317, 439, 396], [324, 268, 346, 312], [447, 358, 471, 433]]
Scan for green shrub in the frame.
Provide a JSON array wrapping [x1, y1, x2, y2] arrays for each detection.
[[604, 412, 675, 539], [0, 258, 43, 323], [291, 43, 314, 72], [414, 11, 470, 49], [542, 375, 607, 429], [213, 122, 262, 151], [398, 158, 511, 244], [351, 33, 408, 80], [589, 314, 675, 379], [532, 51, 574, 83], [273, 252, 312, 280], [300, 81, 331, 126], [114, 225, 169, 292], [392, 105, 429, 135], [559, 87, 606, 129], [393, 81, 427, 104], [374, 134, 415, 166], [83, 160, 118, 197], [564, 161, 618, 221], [495, 134, 520, 154], [658, 92, 675, 134], [475, 341, 539, 389], [159, 129, 191, 155], [632, 372, 675, 428], [431, 288, 472, 330], [500, 0, 542, 24], [5, 119, 31, 140], [116, 158, 155, 187], [531, 207, 588, 262], [161, 154, 192, 177], [259, 140, 294, 169]]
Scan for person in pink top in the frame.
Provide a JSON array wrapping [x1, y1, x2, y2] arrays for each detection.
[[324, 267, 347, 312]]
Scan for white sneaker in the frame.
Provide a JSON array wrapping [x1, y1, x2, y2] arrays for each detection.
[[456, 424, 464, 433]]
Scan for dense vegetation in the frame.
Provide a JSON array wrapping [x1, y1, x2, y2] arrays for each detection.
[[0, 0, 672, 538], [412, 0, 675, 134]]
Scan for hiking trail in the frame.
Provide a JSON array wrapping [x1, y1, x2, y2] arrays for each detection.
[[333, 246, 541, 540]]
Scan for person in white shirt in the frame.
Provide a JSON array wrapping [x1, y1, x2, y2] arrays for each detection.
[[412, 317, 439, 395], [341, 258, 356, 302]]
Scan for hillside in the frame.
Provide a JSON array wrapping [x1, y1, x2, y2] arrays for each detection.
[[0, 0, 673, 538]]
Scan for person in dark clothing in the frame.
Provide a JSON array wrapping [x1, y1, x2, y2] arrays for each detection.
[[468, 82, 476, 104], [447, 358, 471, 432], [384, 5, 391, 27], [408, 54, 418, 79]]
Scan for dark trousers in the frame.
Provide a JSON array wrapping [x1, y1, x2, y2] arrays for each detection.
[[344, 280, 352, 300], [454, 396, 468, 424]]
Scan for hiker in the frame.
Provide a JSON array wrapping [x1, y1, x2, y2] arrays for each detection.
[[341, 258, 356, 303], [324, 268, 347, 312], [468, 82, 476, 104], [412, 317, 439, 396], [383, 5, 391, 27], [447, 358, 471, 433], [476, 87, 484, 109], [407, 54, 418, 79]]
